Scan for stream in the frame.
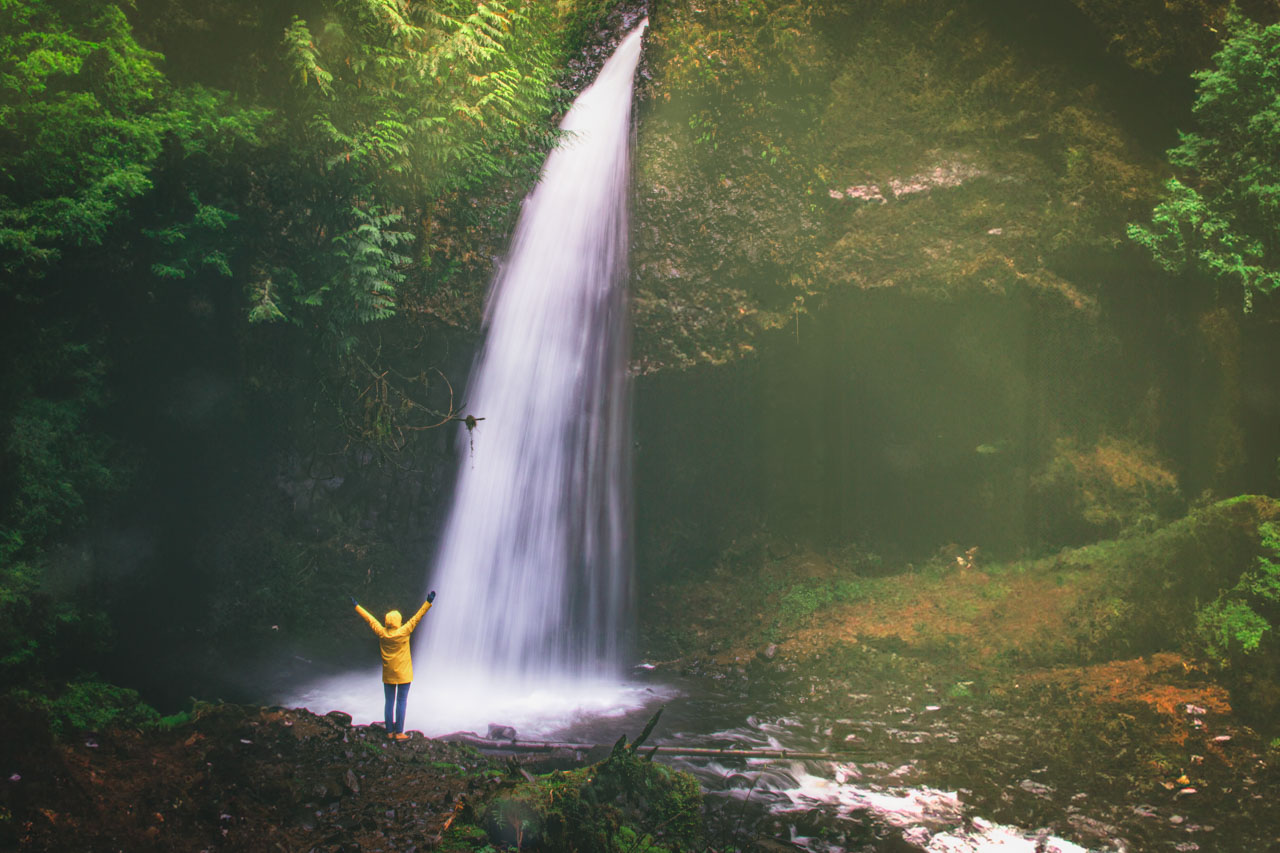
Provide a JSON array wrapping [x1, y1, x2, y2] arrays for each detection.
[[541, 667, 1276, 853], [279, 648, 1279, 851]]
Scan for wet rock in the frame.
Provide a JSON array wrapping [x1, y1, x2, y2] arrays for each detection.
[[831, 184, 887, 204], [886, 160, 985, 199], [325, 711, 353, 728], [483, 722, 514, 742], [343, 768, 360, 795], [1067, 813, 1123, 839], [1019, 778, 1053, 798]]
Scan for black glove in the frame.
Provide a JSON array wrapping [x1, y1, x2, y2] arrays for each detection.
[[349, 596, 359, 608], [427, 590, 436, 604]]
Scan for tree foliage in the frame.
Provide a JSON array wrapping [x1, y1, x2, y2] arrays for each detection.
[[265, 0, 572, 333], [1129, 14, 1280, 309], [0, 0, 168, 274], [0, 0, 611, 686]]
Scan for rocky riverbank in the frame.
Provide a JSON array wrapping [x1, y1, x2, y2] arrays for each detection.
[[0, 699, 707, 853], [634, 496, 1280, 850]]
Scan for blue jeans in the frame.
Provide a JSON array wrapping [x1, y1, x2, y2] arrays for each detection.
[[383, 682, 410, 733]]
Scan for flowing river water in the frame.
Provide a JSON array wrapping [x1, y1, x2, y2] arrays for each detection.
[[280, 653, 1278, 851], [546, 666, 1276, 853]]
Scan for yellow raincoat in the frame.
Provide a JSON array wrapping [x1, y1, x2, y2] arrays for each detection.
[[355, 600, 432, 684]]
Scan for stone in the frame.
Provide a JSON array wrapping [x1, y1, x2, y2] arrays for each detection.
[[325, 711, 353, 728]]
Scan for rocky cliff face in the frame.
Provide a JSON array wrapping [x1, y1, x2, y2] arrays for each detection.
[[627, 0, 1277, 566]]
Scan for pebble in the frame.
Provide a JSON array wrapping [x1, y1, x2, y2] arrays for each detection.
[[1019, 778, 1053, 797]]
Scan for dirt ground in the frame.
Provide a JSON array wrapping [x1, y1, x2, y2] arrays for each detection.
[[0, 703, 503, 852]]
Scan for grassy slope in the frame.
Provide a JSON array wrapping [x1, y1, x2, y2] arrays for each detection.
[[641, 496, 1280, 721]]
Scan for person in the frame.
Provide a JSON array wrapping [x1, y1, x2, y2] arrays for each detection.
[[350, 590, 436, 741]]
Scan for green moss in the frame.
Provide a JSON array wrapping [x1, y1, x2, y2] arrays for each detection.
[[1032, 436, 1183, 545], [481, 735, 702, 852], [833, 577, 874, 603], [778, 582, 834, 625]]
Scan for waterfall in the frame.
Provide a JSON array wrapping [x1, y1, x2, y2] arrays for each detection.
[[284, 21, 655, 736], [419, 21, 646, 686]]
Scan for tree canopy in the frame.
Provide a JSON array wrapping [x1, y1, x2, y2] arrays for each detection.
[[1129, 15, 1280, 309], [0, 0, 610, 685]]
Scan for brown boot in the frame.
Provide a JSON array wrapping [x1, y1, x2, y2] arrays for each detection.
[[394, 732, 410, 742]]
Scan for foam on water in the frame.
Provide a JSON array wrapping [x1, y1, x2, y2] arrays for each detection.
[[666, 717, 1098, 853], [283, 671, 671, 738]]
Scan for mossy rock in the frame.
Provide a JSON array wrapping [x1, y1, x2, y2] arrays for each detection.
[[1060, 495, 1280, 659], [1032, 435, 1183, 544], [481, 745, 702, 852]]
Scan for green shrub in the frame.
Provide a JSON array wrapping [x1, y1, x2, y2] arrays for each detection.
[[1194, 521, 1280, 663], [16, 679, 164, 737], [1196, 598, 1270, 658]]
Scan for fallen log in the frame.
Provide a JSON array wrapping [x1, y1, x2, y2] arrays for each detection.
[[440, 734, 859, 762]]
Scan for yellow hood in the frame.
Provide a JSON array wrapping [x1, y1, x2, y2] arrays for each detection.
[[384, 610, 402, 629]]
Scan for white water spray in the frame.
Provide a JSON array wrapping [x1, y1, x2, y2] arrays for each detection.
[[285, 20, 652, 736], [420, 19, 647, 685]]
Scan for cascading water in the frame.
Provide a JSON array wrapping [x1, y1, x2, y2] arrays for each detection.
[[418, 19, 647, 686], [284, 19, 658, 736]]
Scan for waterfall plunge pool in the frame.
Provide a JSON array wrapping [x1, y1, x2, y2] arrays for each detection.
[[274, 661, 1277, 852]]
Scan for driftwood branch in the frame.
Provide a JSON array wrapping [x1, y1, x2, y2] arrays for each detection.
[[629, 707, 663, 754], [441, 734, 858, 762]]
